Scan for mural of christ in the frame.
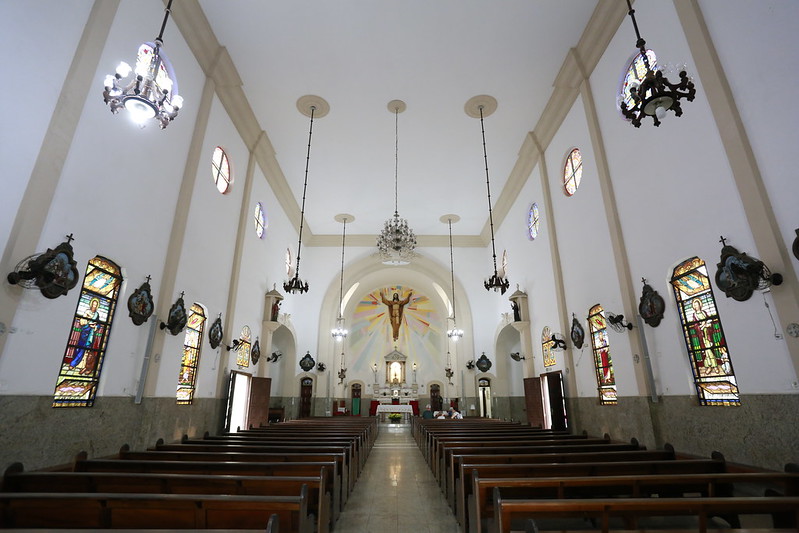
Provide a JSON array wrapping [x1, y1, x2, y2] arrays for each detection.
[[381, 290, 412, 341]]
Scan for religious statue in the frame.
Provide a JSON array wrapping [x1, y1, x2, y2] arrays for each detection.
[[381, 290, 412, 341]]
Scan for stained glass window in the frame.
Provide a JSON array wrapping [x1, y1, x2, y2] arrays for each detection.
[[53, 256, 123, 407], [588, 304, 616, 405], [236, 325, 252, 368], [177, 303, 206, 405], [528, 203, 540, 240], [563, 148, 582, 196], [254, 202, 266, 238], [671, 257, 740, 406], [541, 326, 556, 368], [619, 50, 658, 113], [212, 146, 231, 194]]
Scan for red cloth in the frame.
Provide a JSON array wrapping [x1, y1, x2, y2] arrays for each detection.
[[391, 398, 400, 405], [369, 400, 379, 416], [410, 400, 419, 415]]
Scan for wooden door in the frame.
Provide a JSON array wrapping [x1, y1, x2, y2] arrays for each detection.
[[544, 371, 568, 431], [247, 377, 271, 429], [430, 384, 442, 411], [351, 383, 361, 416], [299, 377, 313, 418], [524, 377, 545, 428]]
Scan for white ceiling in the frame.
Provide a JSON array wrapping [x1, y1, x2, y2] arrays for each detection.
[[195, 1, 603, 239]]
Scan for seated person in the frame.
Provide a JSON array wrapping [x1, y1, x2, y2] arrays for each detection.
[[448, 406, 463, 419], [435, 411, 447, 419], [421, 404, 434, 419]]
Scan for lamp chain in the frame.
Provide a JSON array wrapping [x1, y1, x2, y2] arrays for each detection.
[[394, 106, 399, 215], [295, 106, 315, 281], [448, 219, 457, 323], [480, 106, 500, 277], [338, 217, 347, 318], [156, 0, 175, 45], [625, 0, 650, 68]]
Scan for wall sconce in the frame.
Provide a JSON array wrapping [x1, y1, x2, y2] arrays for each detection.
[[266, 351, 282, 363], [225, 339, 241, 352]]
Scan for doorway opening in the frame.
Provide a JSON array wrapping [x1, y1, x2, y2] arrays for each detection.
[[351, 383, 362, 416], [478, 377, 492, 418], [223, 370, 272, 432], [299, 377, 314, 418], [430, 383, 443, 411]]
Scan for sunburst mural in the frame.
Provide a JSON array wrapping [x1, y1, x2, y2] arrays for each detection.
[[349, 285, 441, 371]]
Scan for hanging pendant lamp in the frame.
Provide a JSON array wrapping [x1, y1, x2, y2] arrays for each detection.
[[377, 100, 417, 265], [284, 95, 329, 294], [442, 214, 464, 341], [466, 95, 509, 295]]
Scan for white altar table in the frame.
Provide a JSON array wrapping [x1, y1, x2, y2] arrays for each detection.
[[375, 403, 414, 422]]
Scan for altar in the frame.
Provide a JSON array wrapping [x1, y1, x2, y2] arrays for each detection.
[[375, 403, 415, 423]]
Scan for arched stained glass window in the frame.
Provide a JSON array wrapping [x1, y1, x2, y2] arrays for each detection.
[[563, 148, 582, 196], [541, 326, 556, 368], [177, 303, 206, 405], [236, 325, 252, 368], [588, 304, 616, 405], [671, 257, 740, 406], [211, 146, 232, 194], [528, 203, 540, 240], [619, 50, 658, 114], [53, 256, 123, 407], [254, 202, 266, 238]]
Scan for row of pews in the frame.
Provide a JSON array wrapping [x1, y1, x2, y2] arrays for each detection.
[[411, 417, 799, 533], [1, 416, 377, 531]]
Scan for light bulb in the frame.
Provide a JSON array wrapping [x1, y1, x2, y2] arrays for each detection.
[[115, 62, 131, 77], [171, 94, 184, 110], [655, 105, 667, 120], [103, 75, 115, 90]]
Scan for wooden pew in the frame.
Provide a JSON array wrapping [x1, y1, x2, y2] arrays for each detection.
[[493, 491, 799, 533], [449, 448, 676, 513], [457, 458, 728, 533], [471, 471, 799, 533], [119, 445, 350, 505], [0, 488, 312, 531], [72, 456, 343, 521], [3, 464, 330, 533]]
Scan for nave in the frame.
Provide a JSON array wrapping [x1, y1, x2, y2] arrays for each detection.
[[335, 424, 459, 533]]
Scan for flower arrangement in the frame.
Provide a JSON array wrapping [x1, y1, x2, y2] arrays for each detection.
[[388, 413, 402, 423]]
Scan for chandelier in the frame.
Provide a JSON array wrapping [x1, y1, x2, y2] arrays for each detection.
[[466, 95, 509, 294], [377, 100, 417, 265], [619, 0, 695, 127], [331, 214, 352, 341], [102, 0, 184, 128], [443, 215, 463, 341], [284, 96, 329, 294]]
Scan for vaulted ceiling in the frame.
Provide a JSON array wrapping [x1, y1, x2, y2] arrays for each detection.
[[180, 1, 628, 245]]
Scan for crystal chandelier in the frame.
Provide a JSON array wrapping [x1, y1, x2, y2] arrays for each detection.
[[284, 96, 329, 294], [102, 0, 184, 128], [619, 0, 696, 127], [443, 215, 463, 341], [331, 214, 352, 341], [377, 100, 417, 265], [467, 95, 509, 294]]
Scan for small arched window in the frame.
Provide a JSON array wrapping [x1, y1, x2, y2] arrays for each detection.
[[587, 304, 616, 405], [618, 50, 658, 116], [53, 256, 123, 407], [211, 146, 232, 193], [541, 326, 555, 368], [254, 202, 266, 238], [177, 303, 206, 405], [563, 148, 583, 196], [528, 203, 540, 240], [670, 257, 740, 406]]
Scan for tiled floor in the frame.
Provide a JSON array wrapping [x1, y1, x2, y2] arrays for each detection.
[[334, 424, 460, 533]]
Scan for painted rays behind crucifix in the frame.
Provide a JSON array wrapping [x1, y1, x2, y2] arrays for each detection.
[[349, 286, 441, 371]]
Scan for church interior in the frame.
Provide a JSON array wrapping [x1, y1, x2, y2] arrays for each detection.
[[1, 0, 798, 501]]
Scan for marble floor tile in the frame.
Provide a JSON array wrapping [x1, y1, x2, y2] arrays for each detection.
[[333, 423, 459, 532]]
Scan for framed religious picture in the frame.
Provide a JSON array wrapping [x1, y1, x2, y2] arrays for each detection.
[[208, 314, 223, 349], [570, 314, 585, 349], [160, 293, 187, 336], [638, 279, 665, 327], [127, 277, 154, 326]]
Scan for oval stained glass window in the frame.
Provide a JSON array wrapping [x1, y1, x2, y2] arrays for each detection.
[[563, 148, 582, 196], [254, 202, 266, 238], [619, 49, 657, 115], [528, 203, 539, 240], [211, 146, 231, 194]]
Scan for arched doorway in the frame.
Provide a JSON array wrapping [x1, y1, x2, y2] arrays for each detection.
[[350, 383, 362, 416], [299, 377, 313, 418], [478, 377, 492, 418], [430, 383, 443, 411]]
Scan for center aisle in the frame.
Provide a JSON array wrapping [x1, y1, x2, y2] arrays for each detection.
[[335, 423, 460, 533]]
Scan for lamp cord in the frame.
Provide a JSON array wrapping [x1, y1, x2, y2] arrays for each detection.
[[480, 106, 499, 277], [448, 219, 457, 324], [156, 0, 175, 44], [295, 106, 315, 280], [394, 106, 399, 215], [625, 0, 651, 69], [338, 217, 347, 318]]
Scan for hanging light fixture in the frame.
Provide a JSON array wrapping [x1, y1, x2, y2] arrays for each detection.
[[442, 215, 464, 341], [102, 0, 184, 128], [331, 214, 352, 341], [466, 95, 509, 295], [377, 100, 417, 265], [284, 96, 329, 294], [619, 0, 696, 127]]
